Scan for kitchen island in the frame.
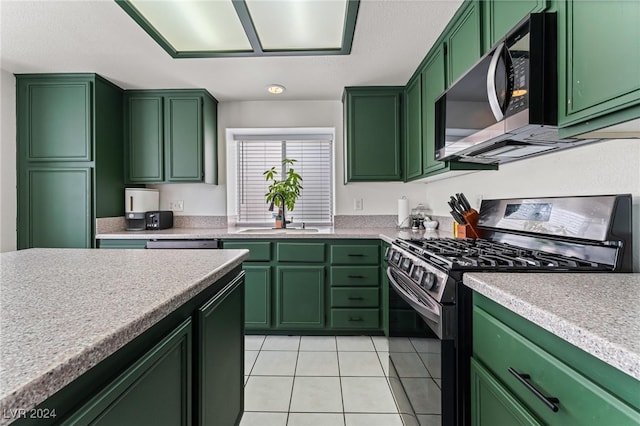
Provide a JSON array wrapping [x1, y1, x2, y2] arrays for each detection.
[[0, 248, 248, 426]]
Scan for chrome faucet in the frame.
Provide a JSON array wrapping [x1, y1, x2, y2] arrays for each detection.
[[268, 192, 288, 228]]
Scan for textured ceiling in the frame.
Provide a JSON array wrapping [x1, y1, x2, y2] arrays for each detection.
[[0, 0, 463, 102]]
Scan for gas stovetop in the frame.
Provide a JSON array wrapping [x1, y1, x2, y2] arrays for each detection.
[[397, 238, 611, 271]]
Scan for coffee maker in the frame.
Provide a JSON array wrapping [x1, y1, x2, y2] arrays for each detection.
[[125, 188, 159, 231]]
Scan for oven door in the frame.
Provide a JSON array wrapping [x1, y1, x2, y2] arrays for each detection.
[[386, 266, 455, 340], [386, 265, 457, 426]]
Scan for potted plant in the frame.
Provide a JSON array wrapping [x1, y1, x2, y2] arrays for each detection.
[[264, 158, 303, 228]]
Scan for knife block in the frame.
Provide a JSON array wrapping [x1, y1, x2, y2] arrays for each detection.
[[455, 210, 482, 239]]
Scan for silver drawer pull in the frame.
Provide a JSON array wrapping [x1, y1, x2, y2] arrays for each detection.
[[508, 367, 560, 412]]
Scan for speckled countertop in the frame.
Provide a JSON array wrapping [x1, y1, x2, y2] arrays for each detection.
[[464, 273, 640, 381], [0, 248, 248, 424], [96, 226, 452, 244]]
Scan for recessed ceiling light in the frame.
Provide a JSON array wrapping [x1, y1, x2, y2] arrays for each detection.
[[267, 84, 286, 94]]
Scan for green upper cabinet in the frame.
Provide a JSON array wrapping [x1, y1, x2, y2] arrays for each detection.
[[483, 0, 548, 51], [20, 80, 92, 162], [124, 89, 218, 184], [16, 74, 124, 249], [404, 40, 496, 182], [557, 0, 640, 137], [343, 87, 403, 182], [421, 44, 448, 176], [127, 95, 163, 182], [404, 75, 423, 180], [166, 96, 203, 181], [446, 0, 482, 85]]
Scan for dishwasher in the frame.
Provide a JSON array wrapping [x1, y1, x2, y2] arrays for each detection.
[[145, 239, 221, 249]]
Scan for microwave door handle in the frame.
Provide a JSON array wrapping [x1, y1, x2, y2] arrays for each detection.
[[487, 43, 506, 121]]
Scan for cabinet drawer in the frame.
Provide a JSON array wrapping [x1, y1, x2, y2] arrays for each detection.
[[330, 245, 379, 264], [331, 309, 380, 329], [223, 241, 271, 261], [330, 266, 380, 287], [473, 306, 640, 424], [331, 288, 379, 308], [277, 242, 325, 263]]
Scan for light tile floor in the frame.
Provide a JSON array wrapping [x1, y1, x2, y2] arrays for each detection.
[[241, 335, 440, 426]]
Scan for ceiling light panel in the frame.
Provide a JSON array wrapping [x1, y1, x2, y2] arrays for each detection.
[[128, 0, 251, 52], [246, 0, 347, 50]]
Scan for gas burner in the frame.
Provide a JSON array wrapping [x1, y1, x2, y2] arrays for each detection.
[[400, 237, 609, 271]]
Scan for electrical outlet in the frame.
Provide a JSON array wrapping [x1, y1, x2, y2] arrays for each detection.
[[169, 200, 184, 212], [354, 198, 363, 210]]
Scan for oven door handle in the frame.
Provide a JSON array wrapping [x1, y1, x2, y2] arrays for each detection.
[[386, 267, 442, 327]]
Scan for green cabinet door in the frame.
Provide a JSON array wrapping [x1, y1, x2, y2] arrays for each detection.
[[125, 90, 215, 184], [18, 79, 92, 162], [483, 0, 548, 50], [405, 76, 423, 180], [165, 96, 203, 181], [244, 265, 272, 330], [344, 87, 403, 182], [126, 95, 164, 182], [446, 1, 482, 85], [276, 266, 325, 329], [471, 358, 542, 426], [422, 44, 448, 176], [197, 274, 244, 426], [61, 320, 192, 426], [19, 167, 92, 249], [558, 0, 640, 137]]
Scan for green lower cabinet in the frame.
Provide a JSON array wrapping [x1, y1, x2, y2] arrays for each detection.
[[197, 275, 244, 426], [330, 309, 379, 329], [331, 287, 379, 308], [244, 265, 272, 330], [471, 358, 541, 426], [276, 266, 325, 329], [20, 167, 92, 249], [473, 294, 640, 425], [61, 319, 192, 426]]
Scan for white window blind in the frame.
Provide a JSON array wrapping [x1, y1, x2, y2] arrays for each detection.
[[237, 139, 333, 225]]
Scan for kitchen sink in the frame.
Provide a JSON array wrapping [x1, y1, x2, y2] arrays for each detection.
[[237, 227, 319, 234]]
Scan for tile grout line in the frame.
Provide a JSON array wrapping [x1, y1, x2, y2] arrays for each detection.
[[285, 337, 302, 425]]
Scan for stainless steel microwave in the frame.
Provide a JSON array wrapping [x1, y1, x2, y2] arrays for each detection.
[[434, 13, 593, 164]]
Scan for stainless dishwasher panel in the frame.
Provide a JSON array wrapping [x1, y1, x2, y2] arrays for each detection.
[[145, 239, 221, 249]]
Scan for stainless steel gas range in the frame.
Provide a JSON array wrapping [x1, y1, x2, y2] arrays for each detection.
[[385, 195, 633, 426]]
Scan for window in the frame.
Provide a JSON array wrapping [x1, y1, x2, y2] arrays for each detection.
[[236, 137, 333, 225]]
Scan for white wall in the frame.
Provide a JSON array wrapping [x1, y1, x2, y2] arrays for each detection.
[[0, 69, 17, 253], [154, 100, 429, 217], [421, 138, 640, 271]]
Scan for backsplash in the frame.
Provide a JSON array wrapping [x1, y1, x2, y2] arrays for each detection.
[[333, 215, 397, 228]]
